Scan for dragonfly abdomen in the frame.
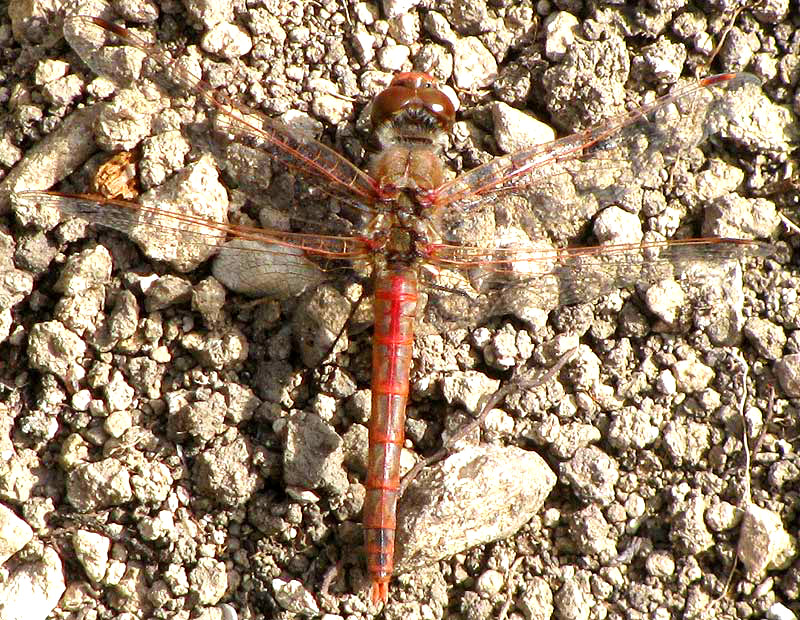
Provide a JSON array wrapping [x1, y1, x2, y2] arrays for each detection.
[[364, 268, 418, 603]]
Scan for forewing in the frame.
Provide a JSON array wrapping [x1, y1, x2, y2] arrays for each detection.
[[14, 190, 370, 297], [63, 4, 381, 214], [433, 73, 761, 245]]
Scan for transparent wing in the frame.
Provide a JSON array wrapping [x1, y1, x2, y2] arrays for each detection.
[[63, 6, 381, 213], [419, 237, 774, 329], [431, 73, 761, 244], [15, 191, 370, 256], [14, 190, 373, 298]]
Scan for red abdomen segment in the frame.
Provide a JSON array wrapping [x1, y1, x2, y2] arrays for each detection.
[[364, 268, 418, 603]]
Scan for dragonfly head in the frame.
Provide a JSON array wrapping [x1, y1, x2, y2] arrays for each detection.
[[372, 72, 456, 141]]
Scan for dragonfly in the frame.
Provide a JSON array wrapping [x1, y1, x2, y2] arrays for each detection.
[[14, 8, 773, 604]]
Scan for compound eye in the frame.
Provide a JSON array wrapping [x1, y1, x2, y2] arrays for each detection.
[[390, 72, 437, 90], [372, 74, 456, 131]]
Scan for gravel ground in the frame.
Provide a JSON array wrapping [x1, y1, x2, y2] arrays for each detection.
[[0, 1, 799, 619]]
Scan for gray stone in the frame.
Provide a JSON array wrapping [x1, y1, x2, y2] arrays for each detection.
[[3, 107, 99, 214], [291, 284, 350, 367], [107, 290, 139, 341], [593, 206, 643, 246], [66, 459, 132, 512], [139, 130, 191, 188], [0, 503, 33, 565], [554, 574, 592, 620], [201, 22, 253, 59], [637, 36, 687, 82], [440, 370, 500, 415], [54, 246, 112, 296], [452, 37, 497, 90], [663, 420, 710, 466], [54, 286, 105, 335], [193, 435, 261, 507], [560, 446, 619, 506], [744, 317, 786, 360], [27, 321, 86, 381], [491, 102, 555, 154], [271, 578, 319, 615], [569, 505, 617, 556], [94, 85, 162, 151], [543, 11, 579, 61], [144, 274, 193, 311], [396, 445, 556, 572], [518, 576, 554, 620], [181, 328, 248, 370], [671, 359, 713, 392], [550, 423, 602, 460], [670, 493, 713, 554], [737, 504, 796, 575], [131, 155, 229, 272], [192, 278, 227, 326], [474, 569, 504, 596], [283, 412, 348, 497], [0, 546, 65, 620], [775, 354, 800, 398], [703, 195, 780, 239], [72, 530, 111, 583], [705, 501, 740, 532], [645, 279, 687, 325], [167, 391, 226, 442], [766, 603, 796, 620], [645, 551, 675, 578], [130, 461, 173, 505], [104, 370, 134, 413], [189, 557, 228, 605]]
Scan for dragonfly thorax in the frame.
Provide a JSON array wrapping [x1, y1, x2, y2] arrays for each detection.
[[380, 218, 436, 270], [369, 144, 448, 204]]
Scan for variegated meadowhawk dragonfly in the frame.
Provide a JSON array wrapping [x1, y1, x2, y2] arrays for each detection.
[[14, 9, 774, 604]]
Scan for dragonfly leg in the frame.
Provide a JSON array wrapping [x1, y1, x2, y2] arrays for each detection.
[[316, 279, 370, 366], [398, 347, 578, 495]]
